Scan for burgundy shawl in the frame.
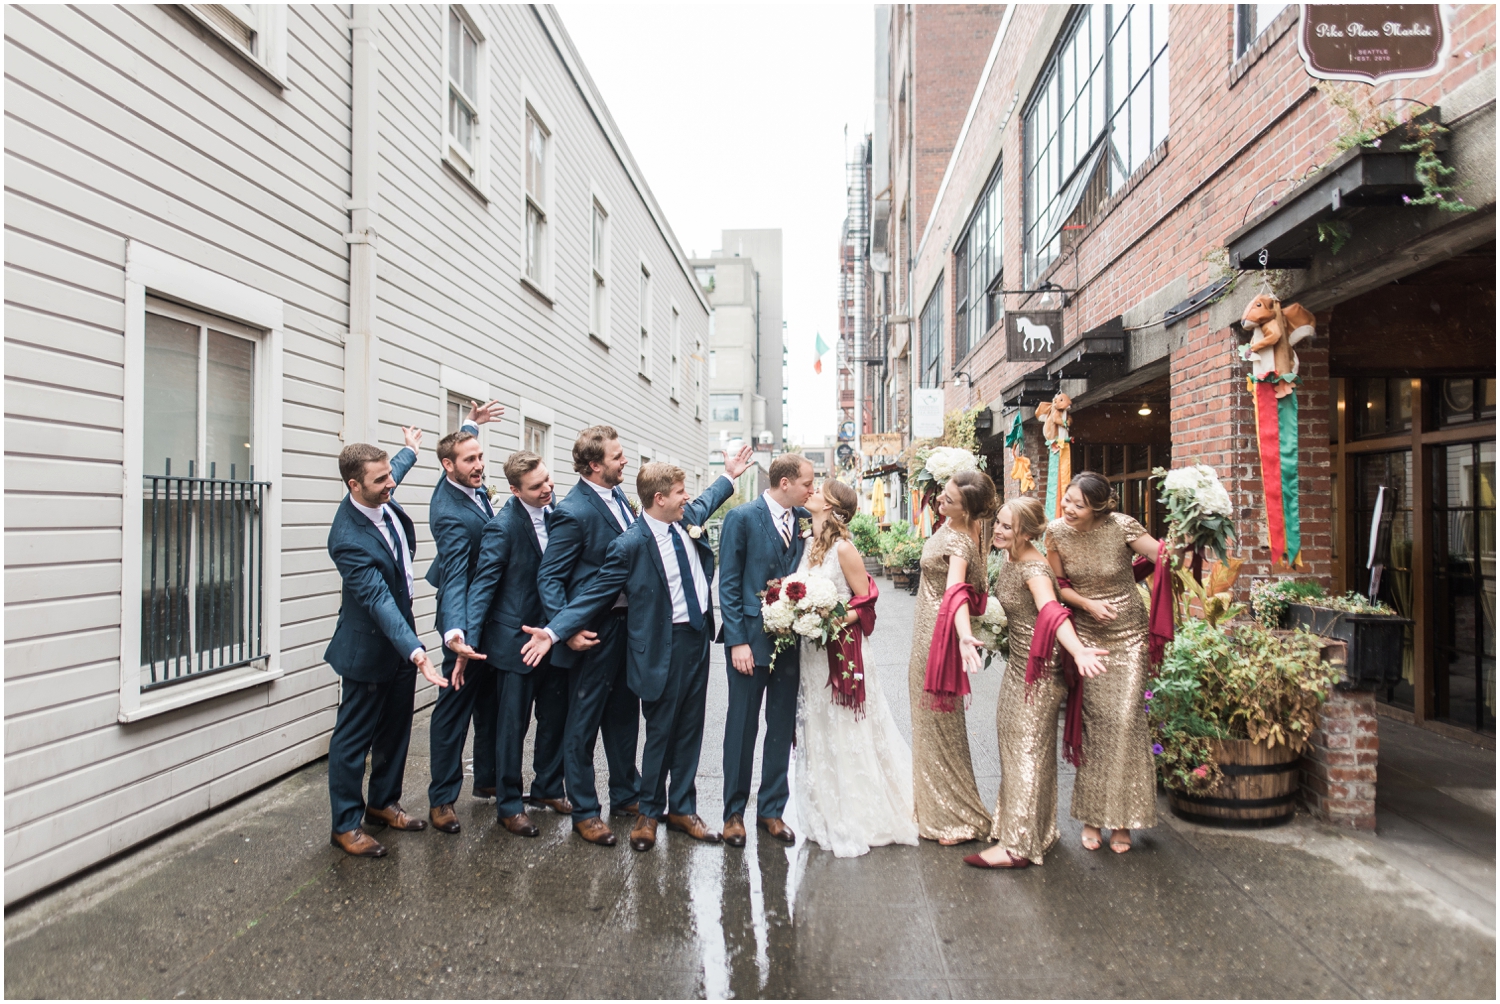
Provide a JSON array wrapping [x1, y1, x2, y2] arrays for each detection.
[[1029, 600, 1085, 766], [1133, 540, 1175, 666], [925, 583, 985, 712], [825, 575, 879, 717]]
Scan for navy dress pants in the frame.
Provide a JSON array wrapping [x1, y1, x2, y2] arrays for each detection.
[[426, 643, 497, 808], [494, 664, 569, 819], [638, 623, 711, 820], [562, 612, 641, 822], [721, 654, 800, 822], [328, 670, 416, 834]]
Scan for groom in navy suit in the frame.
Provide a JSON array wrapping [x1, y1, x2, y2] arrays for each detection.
[[423, 400, 503, 834], [717, 452, 815, 848], [521, 447, 753, 851], [324, 432, 450, 857]]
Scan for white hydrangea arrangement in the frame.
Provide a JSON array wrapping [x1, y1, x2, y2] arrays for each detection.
[[970, 598, 1009, 669], [924, 446, 981, 483], [760, 570, 848, 660], [1152, 462, 1237, 563]]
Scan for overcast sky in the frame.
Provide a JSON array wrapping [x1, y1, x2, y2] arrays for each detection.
[[556, 4, 876, 445]]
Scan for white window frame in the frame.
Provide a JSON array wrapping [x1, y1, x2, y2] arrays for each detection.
[[589, 191, 611, 345], [694, 332, 705, 420], [439, 362, 493, 453], [517, 398, 556, 472], [520, 81, 557, 302], [120, 240, 284, 722], [182, 3, 289, 88], [440, 4, 490, 199], [668, 301, 682, 402], [637, 261, 653, 379]]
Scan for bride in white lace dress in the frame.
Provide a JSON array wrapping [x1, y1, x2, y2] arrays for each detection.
[[792, 480, 920, 857]]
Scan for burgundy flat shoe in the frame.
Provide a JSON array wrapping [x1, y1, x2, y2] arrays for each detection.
[[963, 851, 1031, 869]]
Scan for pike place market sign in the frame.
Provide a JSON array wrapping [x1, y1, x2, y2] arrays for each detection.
[[1299, 5, 1448, 83]]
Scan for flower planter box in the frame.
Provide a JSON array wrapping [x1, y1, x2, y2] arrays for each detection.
[[1284, 604, 1411, 689], [1167, 738, 1299, 828]]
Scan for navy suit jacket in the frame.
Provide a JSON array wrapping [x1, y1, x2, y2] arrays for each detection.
[[536, 478, 632, 669], [324, 446, 421, 682], [545, 476, 735, 703], [423, 439, 488, 641], [467, 496, 550, 675], [717, 496, 809, 667]]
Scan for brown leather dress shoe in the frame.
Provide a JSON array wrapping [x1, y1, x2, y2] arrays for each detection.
[[365, 803, 427, 831], [429, 804, 461, 834], [757, 816, 796, 845], [667, 813, 722, 844], [499, 812, 540, 837], [722, 814, 747, 848], [610, 801, 640, 818], [526, 794, 574, 815], [473, 786, 496, 799], [331, 827, 387, 857], [574, 816, 617, 846], [629, 814, 658, 852]]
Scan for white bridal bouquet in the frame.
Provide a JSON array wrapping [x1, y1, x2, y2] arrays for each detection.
[[761, 570, 848, 660], [970, 597, 1009, 669], [1152, 462, 1236, 562], [924, 446, 981, 483]]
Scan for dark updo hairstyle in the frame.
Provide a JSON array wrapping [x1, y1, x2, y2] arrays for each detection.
[[1067, 471, 1118, 514], [948, 469, 998, 525]]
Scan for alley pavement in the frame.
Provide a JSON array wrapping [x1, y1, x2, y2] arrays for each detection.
[[5, 585, 1495, 999]]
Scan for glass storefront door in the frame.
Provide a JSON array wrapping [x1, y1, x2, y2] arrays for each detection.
[[1351, 451, 1416, 710], [1432, 440, 1497, 731]]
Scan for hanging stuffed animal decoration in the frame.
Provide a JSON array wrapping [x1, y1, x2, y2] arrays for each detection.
[[1033, 391, 1073, 519], [1239, 294, 1315, 570], [1004, 409, 1035, 493]]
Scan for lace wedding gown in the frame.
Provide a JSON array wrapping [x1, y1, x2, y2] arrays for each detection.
[[792, 544, 920, 857]]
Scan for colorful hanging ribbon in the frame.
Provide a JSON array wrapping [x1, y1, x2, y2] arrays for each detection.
[[1249, 373, 1302, 569]]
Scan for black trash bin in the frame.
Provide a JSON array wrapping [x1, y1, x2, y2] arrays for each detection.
[[1284, 603, 1411, 688]]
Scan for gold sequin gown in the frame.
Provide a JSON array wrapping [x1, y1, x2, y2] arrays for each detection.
[[906, 524, 992, 842], [989, 558, 1067, 863], [1046, 512, 1157, 830]]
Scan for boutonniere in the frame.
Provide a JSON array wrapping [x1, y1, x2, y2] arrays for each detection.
[[485, 483, 502, 504], [687, 524, 704, 539], [628, 496, 641, 516], [798, 517, 812, 539]]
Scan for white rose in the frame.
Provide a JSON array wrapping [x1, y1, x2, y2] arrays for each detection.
[[763, 599, 797, 631]]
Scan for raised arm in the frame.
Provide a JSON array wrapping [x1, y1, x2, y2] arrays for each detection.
[[681, 474, 737, 527]]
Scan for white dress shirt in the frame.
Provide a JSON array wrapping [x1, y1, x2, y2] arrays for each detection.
[[763, 491, 795, 544], [643, 512, 710, 625], [520, 499, 551, 552], [348, 495, 423, 663], [585, 477, 633, 532], [448, 474, 491, 513]]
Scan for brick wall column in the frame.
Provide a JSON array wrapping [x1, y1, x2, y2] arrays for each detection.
[[1299, 687, 1379, 830]]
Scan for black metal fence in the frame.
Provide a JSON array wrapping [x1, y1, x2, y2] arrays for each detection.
[[141, 468, 269, 689]]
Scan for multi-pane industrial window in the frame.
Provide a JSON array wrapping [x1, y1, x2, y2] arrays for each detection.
[[638, 265, 652, 378], [953, 165, 1003, 361], [446, 8, 482, 179], [711, 394, 741, 422], [1024, 5, 1169, 283], [140, 306, 266, 689], [591, 200, 609, 340], [524, 109, 549, 287], [1235, 3, 1288, 58], [919, 280, 943, 389]]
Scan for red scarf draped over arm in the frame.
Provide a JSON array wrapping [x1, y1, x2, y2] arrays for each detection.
[[1143, 540, 1174, 666], [1029, 600, 1085, 766], [924, 583, 984, 712], [825, 575, 879, 717]]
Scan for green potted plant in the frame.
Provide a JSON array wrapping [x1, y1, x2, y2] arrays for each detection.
[[1149, 562, 1344, 827], [885, 539, 924, 591], [1250, 580, 1410, 688], [849, 512, 884, 576]]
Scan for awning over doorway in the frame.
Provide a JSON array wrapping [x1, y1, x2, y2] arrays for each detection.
[[1046, 315, 1127, 382], [997, 367, 1058, 407]]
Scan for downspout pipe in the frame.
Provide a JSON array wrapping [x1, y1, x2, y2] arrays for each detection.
[[344, 5, 380, 445]]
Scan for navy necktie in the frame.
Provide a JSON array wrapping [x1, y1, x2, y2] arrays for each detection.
[[612, 486, 635, 526], [669, 525, 705, 631], [477, 488, 493, 518], [380, 508, 407, 596]]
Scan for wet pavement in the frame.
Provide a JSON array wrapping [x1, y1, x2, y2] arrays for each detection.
[[5, 585, 1495, 999]]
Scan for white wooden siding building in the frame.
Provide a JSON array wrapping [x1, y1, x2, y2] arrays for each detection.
[[4, 3, 711, 904]]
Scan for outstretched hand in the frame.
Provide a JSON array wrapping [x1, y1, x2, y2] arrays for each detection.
[[466, 399, 505, 426], [1074, 647, 1110, 678], [519, 625, 554, 667], [402, 426, 424, 453], [448, 641, 487, 689], [723, 444, 755, 480], [959, 633, 986, 675], [413, 649, 447, 688]]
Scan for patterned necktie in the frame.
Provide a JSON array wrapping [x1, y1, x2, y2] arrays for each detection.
[[669, 526, 705, 631], [380, 508, 406, 597], [612, 486, 635, 527], [476, 488, 493, 518], [779, 511, 792, 548]]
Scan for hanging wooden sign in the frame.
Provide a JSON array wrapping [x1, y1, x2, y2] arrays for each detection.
[[1298, 5, 1447, 83], [1005, 310, 1063, 361]]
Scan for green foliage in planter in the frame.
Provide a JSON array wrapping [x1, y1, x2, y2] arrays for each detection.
[[1249, 578, 1327, 628], [877, 521, 917, 559], [886, 539, 924, 570], [849, 513, 883, 557], [1149, 619, 1343, 792]]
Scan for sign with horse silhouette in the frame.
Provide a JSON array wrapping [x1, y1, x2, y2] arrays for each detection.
[[1006, 311, 1063, 362]]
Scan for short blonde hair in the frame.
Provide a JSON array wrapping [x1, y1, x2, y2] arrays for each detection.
[[1000, 496, 1047, 560], [637, 461, 685, 507], [503, 450, 544, 487]]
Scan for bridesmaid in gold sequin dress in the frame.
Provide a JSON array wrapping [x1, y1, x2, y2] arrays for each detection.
[[1045, 471, 1167, 854], [905, 470, 994, 844], [966, 498, 1108, 869]]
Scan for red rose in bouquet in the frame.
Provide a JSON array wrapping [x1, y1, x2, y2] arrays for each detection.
[[765, 582, 781, 604], [785, 580, 807, 602]]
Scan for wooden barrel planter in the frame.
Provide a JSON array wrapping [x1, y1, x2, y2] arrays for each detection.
[[1167, 738, 1300, 828]]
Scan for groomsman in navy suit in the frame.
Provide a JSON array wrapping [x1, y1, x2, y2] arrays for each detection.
[[717, 452, 815, 848], [324, 430, 450, 857], [466, 451, 571, 836], [522, 447, 752, 851], [423, 400, 504, 834], [536, 426, 643, 846]]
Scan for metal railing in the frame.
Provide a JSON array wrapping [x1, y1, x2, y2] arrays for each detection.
[[141, 463, 270, 690]]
